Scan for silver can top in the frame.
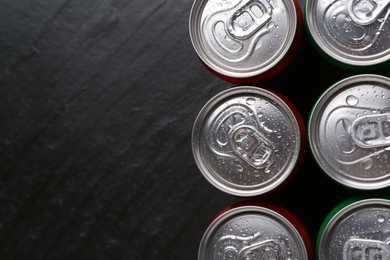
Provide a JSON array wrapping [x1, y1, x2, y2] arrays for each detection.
[[189, 0, 298, 79], [198, 205, 309, 260], [318, 198, 390, 260], [192, 86, 302, 197], [305, 0, 390, 67], [309, 74, 390, 190]]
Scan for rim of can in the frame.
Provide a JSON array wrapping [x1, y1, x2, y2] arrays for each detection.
[[192, 86, 302, 197], [198, 205, 309, 260], [305, 0, 390, 67], [317, 198, 390, 260], [188, 0, 298, 79], [308, 74, 390, 190]]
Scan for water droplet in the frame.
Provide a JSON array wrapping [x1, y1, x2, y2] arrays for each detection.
[[246, 98, 255, 105], [237, 17, 247, 27], [378, 215, 385, 222], [360, 158, 372, 170], [371, 108, 380, 113], [267, 21, 275, 29], [346, 95, 359, 106]]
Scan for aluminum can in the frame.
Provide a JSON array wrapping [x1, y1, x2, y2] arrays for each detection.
[[198, 202, 312, 260], [308, 74, 390, 190], [192, 86, 305, 197], [189, 0, 303, 83], [305, 0, 390, 69], [317, 197, 390, 260]]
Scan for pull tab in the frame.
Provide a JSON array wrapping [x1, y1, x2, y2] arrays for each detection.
[[348, 0, 390, 25], [227, 0, 272, 40], [351, 113, 390, 148], [208, 103, 275, 169], [230, 124, 275, 169], [343, 238, 390, 260], [238, 240, 280, 259]]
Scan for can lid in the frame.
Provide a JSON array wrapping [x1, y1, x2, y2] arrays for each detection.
[[305, 0, 390, 67], [317, 198, 390, 260], [309, 74, 390, 190], [192, 86, 302, 197], [198, 205, 309, 260], [189, 0, 298, 80]]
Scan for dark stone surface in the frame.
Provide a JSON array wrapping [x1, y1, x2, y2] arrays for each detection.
[[0, 0, 389, 259]]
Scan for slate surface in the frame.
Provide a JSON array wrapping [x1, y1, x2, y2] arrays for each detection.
[[0, 0, 389, 259]]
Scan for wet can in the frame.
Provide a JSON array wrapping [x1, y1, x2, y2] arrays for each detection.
[[192, 85, 305, 197], [305, 0, 390, 70], [308, 74, 390, 190], [317, 197, 390, 260], [198, 201, 313, 260], [188, 0, 303, 83]]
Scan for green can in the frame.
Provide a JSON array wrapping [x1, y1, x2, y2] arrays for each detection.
[[305, 0, 390, 70], [317, 197, 390, 260]]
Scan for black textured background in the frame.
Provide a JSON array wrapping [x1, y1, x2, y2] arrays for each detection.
[[0, 0, 389, 259]]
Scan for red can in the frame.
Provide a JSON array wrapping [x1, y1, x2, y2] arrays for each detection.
[[198, 201, 314, 259], [192, 86, 306, 197], [189, 0, 303, 83]]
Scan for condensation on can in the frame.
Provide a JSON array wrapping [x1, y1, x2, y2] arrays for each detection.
[[188, 0, 303, 83], [308, 74, 390, 190], [305, 0, 390, 70], [317, 197, 390, 260], [192, 86, 305, 197], [198, 202, 312, 260]]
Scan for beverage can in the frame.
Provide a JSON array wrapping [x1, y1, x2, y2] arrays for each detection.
[[305, 0, 390, 69], [192, 85, 305, 197], [317, 197, 390, 260], [189, 0, 303, 83], [198, 201, 312, 259], [308, 74, 390, 190]]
